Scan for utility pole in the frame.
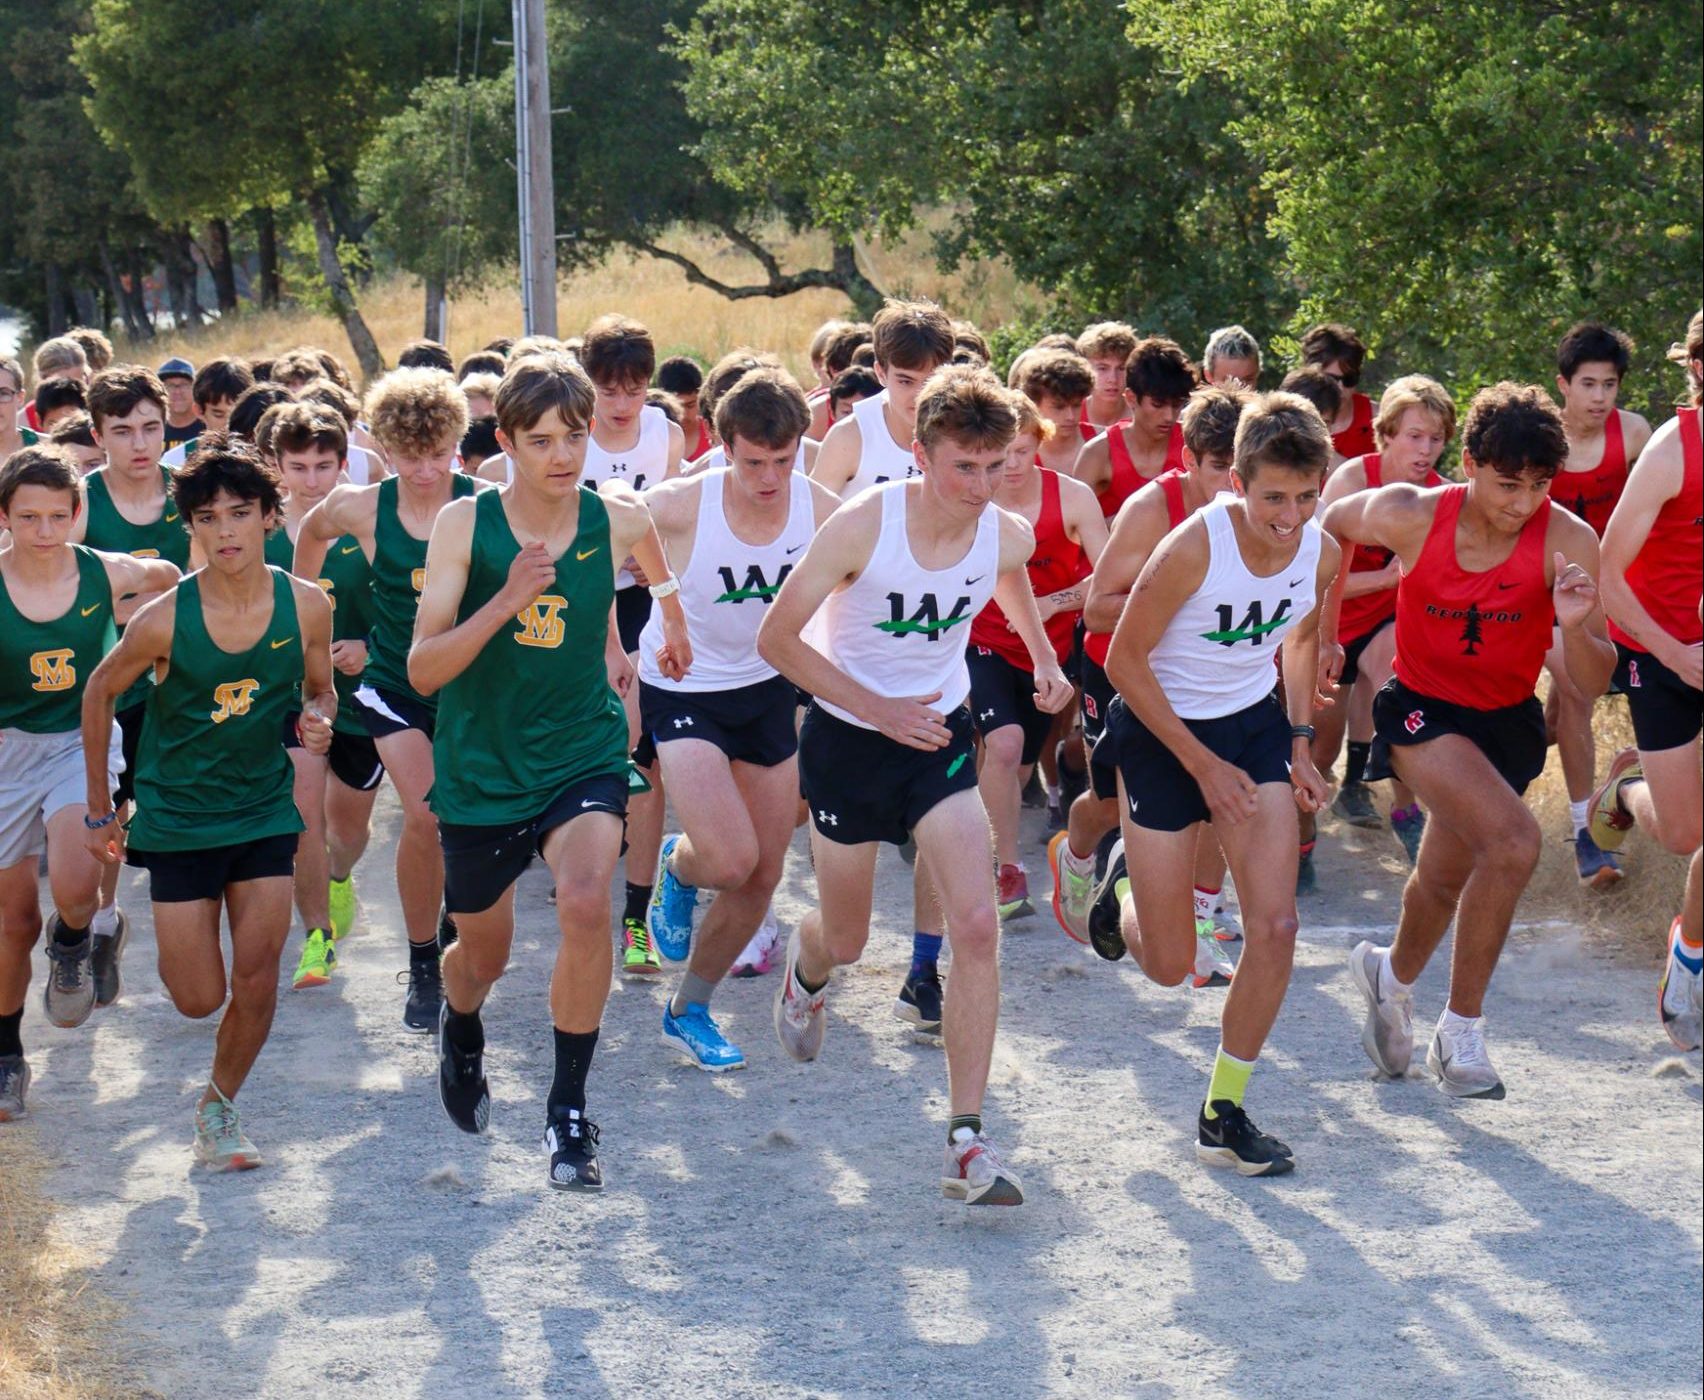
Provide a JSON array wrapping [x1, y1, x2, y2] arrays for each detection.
[[512, 0, 557, 337]]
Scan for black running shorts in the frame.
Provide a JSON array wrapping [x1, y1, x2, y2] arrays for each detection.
[[127, 831, 299, 903], [640, 674, 799, 768], [1368, 677, 1546, 796], [349, 683, 436, 741], [1107, 690, 1291, 833], [1614, 644, 1702, 753], [1079, 653, 1119, 800], [438, 769, 629, 915], [112, 700, 146, 808], [615, 585, 652, 655], [281, 714, 387, 792], [967, 646, 1053, 765], [798, 702, 979, 847], [1338, 617, 1393, 688]]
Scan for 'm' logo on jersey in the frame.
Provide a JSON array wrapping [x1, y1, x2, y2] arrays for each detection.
[[514, 594, 568, 648], [1202, 598, 1291, 647], [714, 563, 792, 605], [317, 578, 336, 611], [411, 567, 426, 594], [877, 592, 973, 641], [29, 648, 75, 693], [211, 679, 260, 723]]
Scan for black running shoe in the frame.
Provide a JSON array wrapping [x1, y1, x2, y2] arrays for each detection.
[[438, 1005, 490, 1135], [544, 1109, 604, 1192], [893, 967, 944, 1036], [399, 958, 443, 1033], [437, 908, 459, 953], [1195, 1101, 1295, 1176], [91, 908, 130, 1008], [1086, 839, 1128, 963]]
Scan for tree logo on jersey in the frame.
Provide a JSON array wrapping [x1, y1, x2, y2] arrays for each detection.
[[1459, 601, 1484, 655], [411, 567, 426, 594], [29, 648, 76, 693], [211, 679, 260, 723], [1202, 598, 1291, 647], [514, 594, 568, 649], [876, 592, 973, 641], [714, 563, 792, 605]]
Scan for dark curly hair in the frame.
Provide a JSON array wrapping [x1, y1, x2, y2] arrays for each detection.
[[170, 430, 284, 523], [1462, 383, 1567, 480]]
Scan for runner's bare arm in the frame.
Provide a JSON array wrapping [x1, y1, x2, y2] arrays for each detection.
[[1319, 460, 1398, 598], [993, 511, 1073, 714], [1599, 423, 1698, 683], [405, 496, 514, 696], [1071, 435, 1112, 495], [1547, 513, 1615, 699], [96, 550, 181, 626], [1059, 473, 1111, 568], [662, 420, 686, 482], [1282, 536, 1343, 814], [606, 486, 690, 680], [808, 416, 862, 496], [476, 455, 509, 483], [1621, 408, 1653, 466], [80, 591, 176, 842], [1084, 491, 1165, 636], [295, 482, 378, 580], [293, 577, 337, 754]]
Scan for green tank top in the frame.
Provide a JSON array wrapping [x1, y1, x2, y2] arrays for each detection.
[[265, 523, 295, 571], [315, 533, 375, 735], [364, 474, 477, 707], [432, 487, 629, 825], [0, 546, 116, 733], [127, 568, 305, 853], [83, 466, 191, 713]]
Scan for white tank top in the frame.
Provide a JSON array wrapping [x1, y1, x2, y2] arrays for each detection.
[[586, 405, 671, 590], [1148, 499, 1322, 720], [638, 469, 815, 692], [694, 441, 808, 475], [842, 391, 918, 499], [817, 481, 1001, 728]]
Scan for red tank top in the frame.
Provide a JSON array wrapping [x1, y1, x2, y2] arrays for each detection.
[[1331, 392, 1376, 461], [1096, 423, 1184, 518], [1079, 403, 1129, 443], [1556, 409, 1629, 537], [1610, 407, 1703, 651], [689, 420, 712, 462], [1393, 486, 1554, 709], [971, 470, 1089, 669], [1338, 454, 1446, 643], [1084, 468, 1192, 670]]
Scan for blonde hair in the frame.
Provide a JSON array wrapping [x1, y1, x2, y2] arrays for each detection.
[[32, 336, 87, 382], [1076, 321, 1138, 364], [1007, 392, 1056, 444], [364, 368, 469, 457], [1374, 375, 1456, 448]]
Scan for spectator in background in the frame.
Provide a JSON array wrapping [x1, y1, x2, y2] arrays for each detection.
[[160, 357, 256, 466], [157, 356, 203, 447]]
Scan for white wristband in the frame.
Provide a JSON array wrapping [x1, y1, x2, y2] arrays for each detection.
[[648, 575, 680, 600]]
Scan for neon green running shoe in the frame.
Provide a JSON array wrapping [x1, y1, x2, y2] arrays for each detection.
[[193, 1089, 262, 1172], [292, 929, 336, 990], [328, 876, 357, 942], [621, 917, 662, 976]]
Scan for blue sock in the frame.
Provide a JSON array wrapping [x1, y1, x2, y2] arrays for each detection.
[[910, 932, 943, 977], [1674, 938, 1703, 976]]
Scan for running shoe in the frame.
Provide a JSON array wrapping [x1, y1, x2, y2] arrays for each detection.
[[1330, 781, 1381, 829], [1390, 805, 1426, 864], [621, 917, 663, 976], [42, 917, 95, 1030], [438, 1005, 491, 1134], [399, 957, 443, 1033], [1191, 924, 1235, 988], [1086, 839, 1129, 963], [1196, 1101, 1295, 1176], [1659, 918, 1703, 1053], [773, 928, 827, 1062], [942, 1130, 1024, 1206], [1349, 940, 1414, 1076], [544, 1109, 603, 1191], [1211, 910, 1243, 944], [1588, 747, 1642, 852], [291, 929, 336, 990], [328, 875, 357, 942], [730, 907, 783, 978], [1426, 1014, 1506, 1099], [90, 907, 130, 1008], [996, 864, 1033, 922], [0, 1055, 30, 1122], [193, 1091, 262, 1171], [1296, 846, 1317, 896], [1044, 800, 1066, 833], [1573, 830, 1623, 889], [1047, 831, 1094, 944], [662, 1001, 746, 1072], [648, 833, 698, 962], [894, 967, 944, 1036]]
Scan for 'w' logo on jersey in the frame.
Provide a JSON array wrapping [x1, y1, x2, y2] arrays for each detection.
[[514, 595, 568, 648], [714, 563, 792, 605], [211, 679, 260, 723], [1202, 598, 1291, 647], [877, 592, 973, 641], [29, 648, 75, 693]]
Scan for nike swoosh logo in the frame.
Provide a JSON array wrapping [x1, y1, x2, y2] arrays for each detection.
[[1496, 582, 1518, 591], [785, 543, 805, 555], [576, 548, 600, 561], [340, 544, 361, 555], [1201, 1118, 1225, 1145], [965, 574, 986, 586], [81, 604, 101, 617], [579, 799, 608, 809], [164, 513, 179, 523], [1288, 577, 1304, 587], [270, 637, 295, 650]]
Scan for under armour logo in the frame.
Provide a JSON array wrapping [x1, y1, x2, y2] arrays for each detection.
[[979, 708, 996, 722], [1404, 709, 1425, 735], [672, 716, 695, 729], [817, 810, 838, 826]]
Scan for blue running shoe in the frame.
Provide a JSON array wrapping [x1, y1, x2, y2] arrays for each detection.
[[648, 833, 697, 963], [662, 1001, 746, 1072]]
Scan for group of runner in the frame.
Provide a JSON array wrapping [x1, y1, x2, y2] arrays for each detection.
[[0, 299, 1697, 1202]]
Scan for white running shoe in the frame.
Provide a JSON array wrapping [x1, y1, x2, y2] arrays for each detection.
[[1659, 919, 1703, 1052], [942, 1130, 1024, 1206], [1426, 1013, 1506, 1100], [731, 905, 783, 978], [1350, 940, 1414, 1076], [1191, 925, 1235, 988], [772, 927, 826, 1062]]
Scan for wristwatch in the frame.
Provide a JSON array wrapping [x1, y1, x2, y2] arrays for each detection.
[[648, 575, 681, 600]]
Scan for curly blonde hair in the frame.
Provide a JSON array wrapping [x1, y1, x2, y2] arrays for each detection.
[[364, 368, 469, 458]]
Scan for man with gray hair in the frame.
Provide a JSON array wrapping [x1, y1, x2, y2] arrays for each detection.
[[1203, 325, 1261, 388]]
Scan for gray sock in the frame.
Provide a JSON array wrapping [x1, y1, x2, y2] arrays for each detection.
[[670, 972, 718, 1016]]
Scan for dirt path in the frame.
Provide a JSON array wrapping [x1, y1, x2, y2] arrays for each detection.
[[9, 791, 1701, 1398]]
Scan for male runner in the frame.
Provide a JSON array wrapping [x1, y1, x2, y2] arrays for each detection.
[[1090, 392, 1338, 1174], [1330, 383, 1614, 1099], [0, 447, 180, 1120], [1548, 323, 1652, 887], [1593, 311, 1703, 1050], [1012, 350, 1095, 476], [47, 413, 107, 475], [656, 355, 711, 461], [410, 352, 688, 1190], [1075, 322, 1138, 440], [641, 367, 841, 1068], [1299, 323, 1376, 460], [1202, 327, 1261, 388], [1073, 337, 1194, 519], [294, 368, 475, 1030], [759, 365, 1072, 1205], [159, 358, 255, 468], [158, 357, 202, 448], [81, 437, 335, 1168]]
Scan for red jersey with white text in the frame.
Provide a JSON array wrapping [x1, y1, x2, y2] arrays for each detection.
[[1332, 392, 1376, 460], [970, 470, 1088, 669], [1095, 422, 1184, 519], [1609, 407, 1703, 652], [1338, 454, 1445, 644]]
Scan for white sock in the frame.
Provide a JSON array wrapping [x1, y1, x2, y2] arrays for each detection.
[[1193, 886, 1218, 922], [1062, 841, 1094, 874], [1438, 1006, 1478, 1032], [1044, 783, 1061, 803], [1569, 799, 1590, 837], [92, 903, 118, 939], [1379, 948, 1413, 995]]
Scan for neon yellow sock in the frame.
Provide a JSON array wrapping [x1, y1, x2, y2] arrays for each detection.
[[1203, 1046, 1256, 1120], [1114, 876, 1130, 905]]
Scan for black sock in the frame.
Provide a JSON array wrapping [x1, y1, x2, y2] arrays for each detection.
[[409, 938, 440, 969], [52, 918, 88, 946], [0, 1009, 21, 1058], [948, 1113, 982, 1143], [438, 909, 459, 952], [623, 881, 651, 926], [548, 1027, 600, 1117], [1345, 741, 1370, 787], [444, 1006, 484, 1053]]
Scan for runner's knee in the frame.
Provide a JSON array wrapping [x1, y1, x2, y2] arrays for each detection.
[[553, 878, 610, 934], [944, 905, 998, 962], [166, 979, 225, 1019], [695, 832, 759, 892], [982, 727, 1023, 772]]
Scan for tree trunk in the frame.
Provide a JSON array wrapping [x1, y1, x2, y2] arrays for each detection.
[[125, 247, 156, 338], [423, 273, 447, 342], [45, 264, 66, 336], [254, 207, 280, 308], [324, 179, 374, 286], [831, 241, 883, 319], [163, 231, 193, 328], [98, 241, 143, 340], [206, 217, 239, 312], [307, 189, 385, 383], [71, 283, 100, 330]]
